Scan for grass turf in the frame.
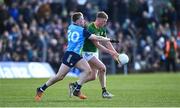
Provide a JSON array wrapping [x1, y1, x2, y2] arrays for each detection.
[[0, 73, 180, 107]]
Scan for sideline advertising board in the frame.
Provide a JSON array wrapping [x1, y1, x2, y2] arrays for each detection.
[[0, 62, 55, 78]]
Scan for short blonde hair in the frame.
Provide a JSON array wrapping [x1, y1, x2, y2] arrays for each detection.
[[71, 12, 83, 22], [96, 11, 108, 19]]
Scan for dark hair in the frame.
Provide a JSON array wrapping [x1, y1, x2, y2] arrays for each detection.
[[96, 11, 108, 19], [71, 12, 83, 22]]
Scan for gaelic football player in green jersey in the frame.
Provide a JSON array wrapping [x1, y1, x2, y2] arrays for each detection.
[[69, 11, 119, 98]]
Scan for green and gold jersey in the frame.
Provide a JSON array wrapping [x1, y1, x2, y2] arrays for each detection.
[[83, 22, 107, 52]]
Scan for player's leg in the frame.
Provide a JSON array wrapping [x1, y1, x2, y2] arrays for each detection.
[[84, 62, 98, 83], [75, 58, 92, 85], [69, 60, 98, 98], [88, 57, 114, 98], [81, 52, 99, 83], [35, 51, 75, 102], [70, 52, 98, 97], [88, 57, 106, 87], [46, 64, 70, 86], [35, 63, 70, 102], [71, 58, 91, 99]]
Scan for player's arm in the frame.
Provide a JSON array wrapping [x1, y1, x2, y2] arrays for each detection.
[[89, 34, 110, 42], [102, 29, 119, 55], [105, 41, 118, 53], [92, 40, 115, 55], [105, 41, 120, 63], [94, 40, 120, 63], [83, 29, 110, 42]]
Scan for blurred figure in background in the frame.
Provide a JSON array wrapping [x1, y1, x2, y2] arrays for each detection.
[[165, 36, 178, 72], [1, 0, 180, 72]]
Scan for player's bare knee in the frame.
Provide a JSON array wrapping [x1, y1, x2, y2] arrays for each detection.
[[99, 65, 106, 73], [86, 68, 92, 74]]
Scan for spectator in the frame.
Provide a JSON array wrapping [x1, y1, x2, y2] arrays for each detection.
[[165, 36, 178, 72], [0, 0, 179, 72]]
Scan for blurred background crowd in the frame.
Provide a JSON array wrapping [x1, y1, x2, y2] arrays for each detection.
[[0, 0, 180, 73]]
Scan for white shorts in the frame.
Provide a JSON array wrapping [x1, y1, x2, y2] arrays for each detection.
[[82, 51, 99, 61]]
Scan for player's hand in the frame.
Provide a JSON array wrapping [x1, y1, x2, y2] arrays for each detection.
[[113, 53, 120, 64], [110, 51, 120, 64]]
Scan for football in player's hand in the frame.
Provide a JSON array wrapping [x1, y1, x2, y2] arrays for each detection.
[[118, 53, 129, 65]]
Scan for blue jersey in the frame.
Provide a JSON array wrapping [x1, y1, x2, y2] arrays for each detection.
[[66, 24, 91, 55]]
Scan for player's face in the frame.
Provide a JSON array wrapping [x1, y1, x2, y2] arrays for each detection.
[[97, 18, 107, 27], [79, 16, 85, 27]]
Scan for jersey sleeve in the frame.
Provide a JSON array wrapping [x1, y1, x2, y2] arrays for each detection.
[[83, 29, 91, 39]]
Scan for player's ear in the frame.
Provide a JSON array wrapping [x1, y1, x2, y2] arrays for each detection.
[[84, 21, 88, 28]]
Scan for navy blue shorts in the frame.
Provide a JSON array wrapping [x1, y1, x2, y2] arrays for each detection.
[[62, 51, 83, 67]]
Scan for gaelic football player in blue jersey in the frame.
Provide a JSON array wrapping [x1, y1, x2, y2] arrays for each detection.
[[35, 12, 111, 101], [70, 11, 119, 99]]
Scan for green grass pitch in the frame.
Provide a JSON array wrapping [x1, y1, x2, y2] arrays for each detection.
[[0, 73, 180, 107]]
